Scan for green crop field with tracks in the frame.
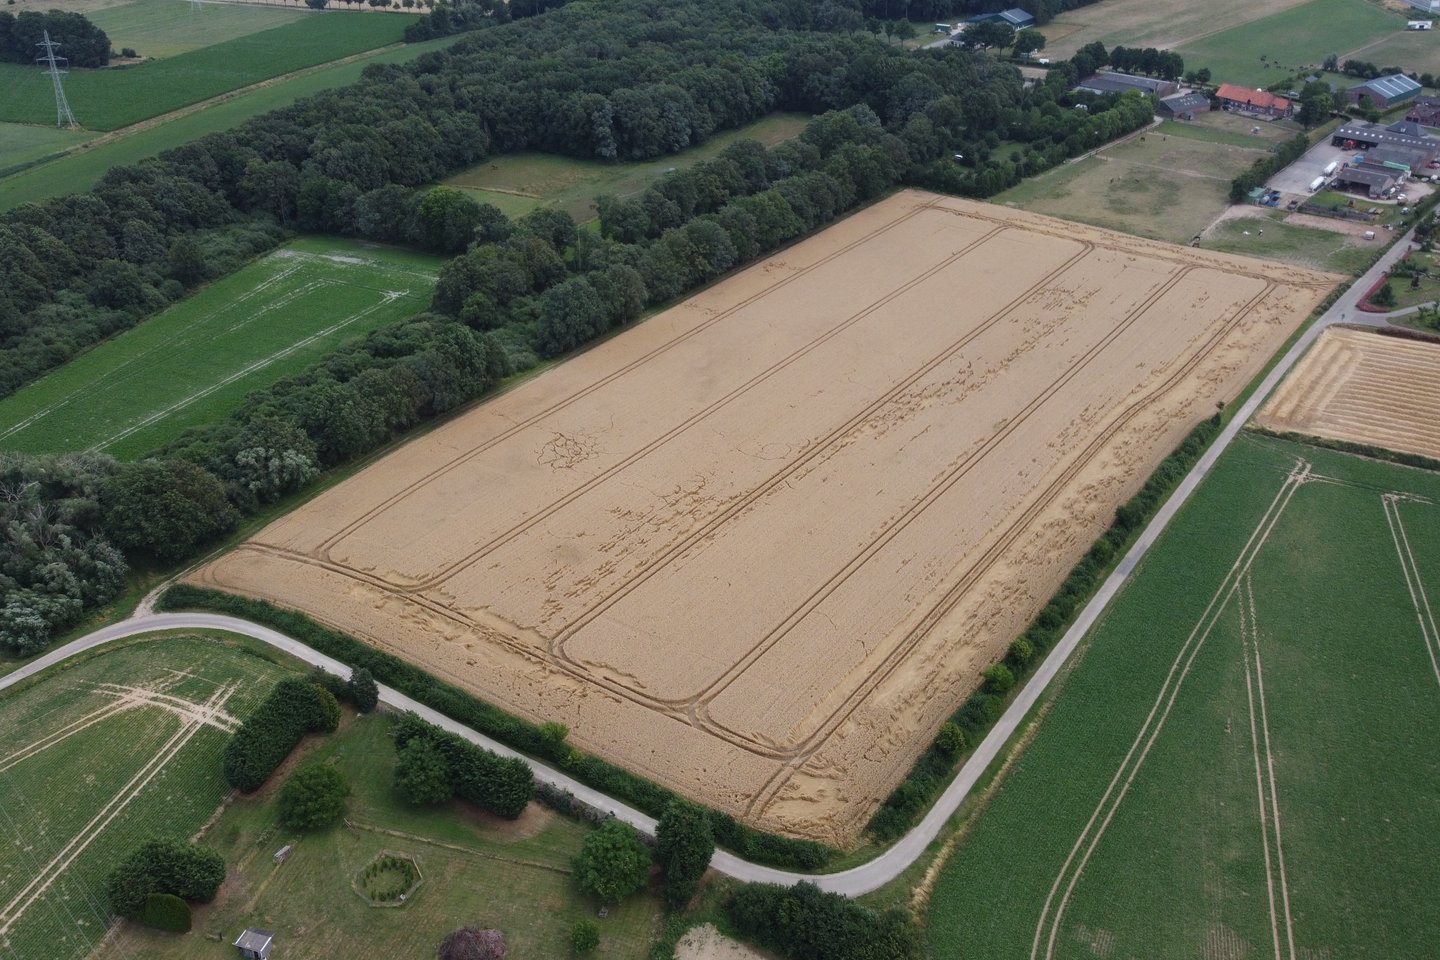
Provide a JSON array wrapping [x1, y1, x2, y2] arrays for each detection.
[[89, 0, 309, 59], [0, 237, 441, 459], [926, 434, 1440, 960], [0, 13, 406, 130], [0, 635, 289, 960]]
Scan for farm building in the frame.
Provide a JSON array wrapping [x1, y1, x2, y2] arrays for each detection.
[[1330, 165, 1399, 198], [1407, 96, 1440, 125], [1332, 119, 1440, 160], [1406, 0, 1440, 14], [234, 929, 274, 960], [1158, 92, 1212, 118], [1074, 72, 1179, 97], [1366, 143, 1434, 174], [1346, 74, 1423, 110], [1214, 84, 1293, 118], [965, 7, 1036, 28]]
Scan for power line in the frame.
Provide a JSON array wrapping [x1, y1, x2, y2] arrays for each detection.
[[35, 30, 77, 130]]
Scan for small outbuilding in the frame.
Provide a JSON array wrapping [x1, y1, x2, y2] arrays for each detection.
[[1158, 92, 1212, 119], [1347, 74, 1423, 110], [1331, 165, 1399, 198], [234, 929, 275, 960]]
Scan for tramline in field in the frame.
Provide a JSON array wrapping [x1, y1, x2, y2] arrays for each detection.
[[193, 191, 1336, 844], [0, 239, 441, 459]]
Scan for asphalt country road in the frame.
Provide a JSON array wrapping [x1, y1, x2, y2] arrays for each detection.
[[0, 228, 1417, 896]]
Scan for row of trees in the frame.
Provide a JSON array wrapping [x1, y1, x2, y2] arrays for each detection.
[[0, 10, 110, 67], [392, 712, 535, 818], [569, 800, 716, 908], [727, 882, 920, 960]]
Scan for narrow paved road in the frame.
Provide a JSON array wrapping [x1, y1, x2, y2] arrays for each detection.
[[0, 229, 1415, 896]]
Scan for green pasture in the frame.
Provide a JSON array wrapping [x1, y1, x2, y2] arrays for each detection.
[[0, 35, 456, 212], [101, 711, 663, 960], [995, 123, 1269, 244], [0, 237, 440, 459], [0, 121, 93, 175], [1038, 0, 1311, 59], [0, 635, 289, 960], [0, 13, 406, 130], [926, 434, 1440, 960], [446, 112, 812, 223], [90, 0, 307, 58], [1201, 212, 1375, 274], [1177, 0, 1424, 88]]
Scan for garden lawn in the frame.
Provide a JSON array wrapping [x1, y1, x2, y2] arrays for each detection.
[[0, 35, 457, 212], [99, 712, 664, 960], [0, 634, 290, 960], [1176, 0, 1419, 88], [445, 112, 812, 223], [0, 237, 441, 459], [926, 434, 1440, 960], [1202, 212, 1376, 274], [89, 0, 307, 59], [0, 13, 406, 130]]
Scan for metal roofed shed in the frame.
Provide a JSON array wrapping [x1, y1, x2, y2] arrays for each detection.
[[1332, 120, 1440, 155], [234, 929, 274, 960], [965, 7, 1036, 28], [1346, 74, 1424, 109], [1074, 72, 1179, 98], [1331, 165, 1398, 198], [1158, 92, 1211, 118]]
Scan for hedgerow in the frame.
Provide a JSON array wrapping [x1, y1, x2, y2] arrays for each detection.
[[158, 583, 834, 870], [222, 677, 338, 792]]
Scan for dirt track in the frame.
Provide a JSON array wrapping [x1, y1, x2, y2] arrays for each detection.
[[1256, 327, 1440, 459], [193, 191, 1335, 843]]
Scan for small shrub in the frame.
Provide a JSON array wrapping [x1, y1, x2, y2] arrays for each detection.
[[278, 763, 350, 830], [138, 892, 191, 932], [982, 663, 1015, 695], [570, 919, 600, 954], [349, 667, 379, 712], [1372, 281, 1398, 308], [395, 737, 453, 805], [539, 721, 570, 760], [437, 927, 506, 960], [573, 819, 652, 905], [934, 722, 967, 758], [1009, 636, 1034, 665]]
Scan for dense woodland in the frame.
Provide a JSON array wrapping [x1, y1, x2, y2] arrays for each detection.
[[0, 10, 111, 67], [0, 0, 1153, 673]]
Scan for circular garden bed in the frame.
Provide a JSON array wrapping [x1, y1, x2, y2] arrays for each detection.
[[353, 851, 423, 907]]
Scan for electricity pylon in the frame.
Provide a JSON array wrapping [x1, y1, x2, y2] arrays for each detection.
[[35, 31, 77, 129]]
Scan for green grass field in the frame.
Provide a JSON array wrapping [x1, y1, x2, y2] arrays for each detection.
[[99, 708, 663, 960], [1177, 0, 1429, 88], [926, 433, 1440, 959], [1201, 212, 1375, 274], [0, 35, 456, 212], [446, 112, 812, 223], [0, 13, 405, 130], [994, 115, 1274, 244], [0, 635, 290, 960], [0, 121, 93, 176], [90, 0, 307, 59], [0, 237, 440, 459]]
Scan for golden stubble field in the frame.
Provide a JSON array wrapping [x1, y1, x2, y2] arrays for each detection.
[[194, 191, 1337, 844], [1256, 326, 1440, 459]]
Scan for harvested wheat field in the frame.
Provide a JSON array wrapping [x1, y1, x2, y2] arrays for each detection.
[[193, 190, 1337, 844], [1256, 326, 1440, 459]]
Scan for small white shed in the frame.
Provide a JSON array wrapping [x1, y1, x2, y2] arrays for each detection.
[[234, 928, 274, 960]]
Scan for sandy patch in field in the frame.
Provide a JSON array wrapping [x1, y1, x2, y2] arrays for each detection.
[[675, 925, 769, 960], [193, 191, 1335, 843], [1255, 327, 1440, 458]]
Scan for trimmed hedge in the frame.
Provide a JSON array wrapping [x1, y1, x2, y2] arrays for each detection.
[[106, 839, 224, 919], [139, 893, 191, 933], [394, 712, 533, 818], [222, 677, 337, 792], [158, 584, 834, 870], [866, 414, 1224, 840], [1250, 427, 1440, 473], [726, 882, 920, 960]]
